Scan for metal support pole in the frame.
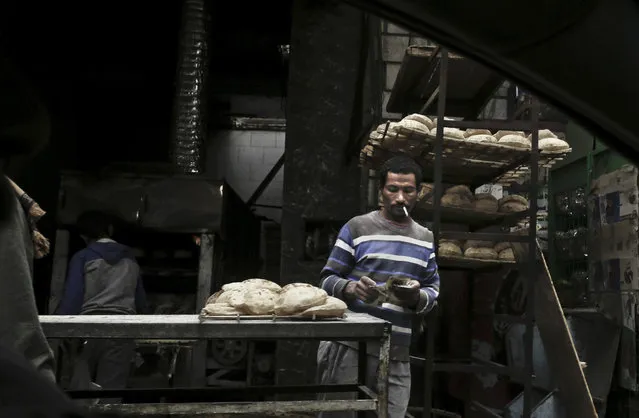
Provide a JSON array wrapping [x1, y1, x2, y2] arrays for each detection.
[[48, 229, 70, 315], [190, 233, 214, 387], [424, 47, 448, 418], [368, 169, 378, 210], [522, 98, 540, 418], [377, 323, 392, 418]]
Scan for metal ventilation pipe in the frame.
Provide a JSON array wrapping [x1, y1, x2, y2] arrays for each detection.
[[170, 0, 209, 174]]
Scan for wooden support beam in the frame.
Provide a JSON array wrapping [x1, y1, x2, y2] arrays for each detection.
[[510, 238, 597, 418]]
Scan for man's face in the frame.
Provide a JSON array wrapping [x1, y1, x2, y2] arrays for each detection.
[[381, 172, 418, 220]]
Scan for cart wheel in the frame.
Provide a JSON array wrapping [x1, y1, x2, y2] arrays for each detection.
[[211, 339, 248, 366]]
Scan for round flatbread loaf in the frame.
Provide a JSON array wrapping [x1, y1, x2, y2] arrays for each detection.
[[206, 290, 223, 305], [442, 193, 472, 208], [464, 129, 492, 138], [466, 134, 497, 144], [376, 122, 400, 135], [201, 303, 242, 316], [498, 134, 531, 149], [494, 242, 511, 253], [498, 248, 515, 261], [446, 185, 473, 198], [299, 296, 347, 318], [398, 119, 430, 135], [526, 129, 557, 141], [430, 127, 465, 140], [475, 192, 498, 202], [217, 289, 247, 309], [369, 131, 384, 141], [222, 282, 244, 292], [494, 130, 525, 140], [281, 283, 315, 292], [539, 137, 570, 152], [464, 247, 498, 260], [274, 286, 328, 316], [474, 193, 498, 212], [500, 195, 528, 206], [439, 241, 463, 257], [500, 202, 528, 213], [440, 239, 463, 247], [241, 278, 282, 292], [403, 114, 434, 129], [237, 288, 278, 315], [463, 240, 495, 251], [418, 183, 434, 202]]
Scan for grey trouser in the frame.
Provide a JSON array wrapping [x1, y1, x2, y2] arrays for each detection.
[[70, 339, 135, 404], [316, 341, 411, 418]]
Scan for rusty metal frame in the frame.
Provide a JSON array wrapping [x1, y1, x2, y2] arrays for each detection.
[[40, 313, 392, 417], [95, 398, 376, 416]]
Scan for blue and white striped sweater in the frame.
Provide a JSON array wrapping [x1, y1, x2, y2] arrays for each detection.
[[320, 210, 440, 360]]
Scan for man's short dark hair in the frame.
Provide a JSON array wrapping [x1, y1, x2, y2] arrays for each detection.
[[378, 155, 423, 188], [76, 211, 112, 239]]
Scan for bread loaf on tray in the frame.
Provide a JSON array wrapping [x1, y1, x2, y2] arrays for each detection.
[[201, 279, 346, 318]]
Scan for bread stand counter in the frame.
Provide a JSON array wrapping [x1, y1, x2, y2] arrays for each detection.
[[40, 313, 392, 417]]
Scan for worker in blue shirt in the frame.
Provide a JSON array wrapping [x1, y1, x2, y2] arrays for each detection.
[[56, 210, 146, 402]]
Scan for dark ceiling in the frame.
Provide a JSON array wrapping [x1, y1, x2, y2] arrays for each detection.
[[0, 1, 292, 168]]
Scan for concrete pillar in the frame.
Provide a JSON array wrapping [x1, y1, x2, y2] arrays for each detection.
[[277, 0, 366, 387]]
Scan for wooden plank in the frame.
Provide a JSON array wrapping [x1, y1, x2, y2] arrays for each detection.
[[510, 239, 597, 418]]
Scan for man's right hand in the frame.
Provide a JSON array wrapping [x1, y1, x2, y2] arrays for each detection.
[[344, 276, 379, 303]]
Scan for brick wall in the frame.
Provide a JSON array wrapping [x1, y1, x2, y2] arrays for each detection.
[[205, 129, 285, 222]]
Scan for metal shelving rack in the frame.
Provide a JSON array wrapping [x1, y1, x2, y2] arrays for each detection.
[[360, 46, 569, 417], [415, 47, 540, 418]]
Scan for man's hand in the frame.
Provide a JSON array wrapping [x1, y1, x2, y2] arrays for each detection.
[[344, 276, 379, 303], [391, 280, 421, 308]]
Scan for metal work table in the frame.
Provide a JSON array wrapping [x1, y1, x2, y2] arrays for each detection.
[[40, 313, 392, 417]]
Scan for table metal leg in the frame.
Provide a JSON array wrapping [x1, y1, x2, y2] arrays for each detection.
[[377, 323, 391, 418], [423, 313, 436, 418], [358, 342, 367, 418]]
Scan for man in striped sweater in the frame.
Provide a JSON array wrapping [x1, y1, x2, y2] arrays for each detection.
[[317, 156, 440, 418]]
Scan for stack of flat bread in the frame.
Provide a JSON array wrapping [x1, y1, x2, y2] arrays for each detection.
[[442, 185, 474, 208], [473, 193, 498, 212], [498, 195, 529, 213], [419, 184, 502, 212], [438, 238, 514, 262], [495, 130, 531, 149], [464, 128, 498, 145], [463, 239, 499, 260], [429, 127, 465, 140], [201, 279, 347, 318], [527, 129, 570, 153], [374, 122, 408, 150], [494, 242, 515, 261], [397, 114, 433, 137], [364, 119, 426, 157], [439, 239, 463, 257]]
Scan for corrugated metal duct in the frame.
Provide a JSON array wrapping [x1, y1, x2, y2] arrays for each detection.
[[170, 0, 209, 174]]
